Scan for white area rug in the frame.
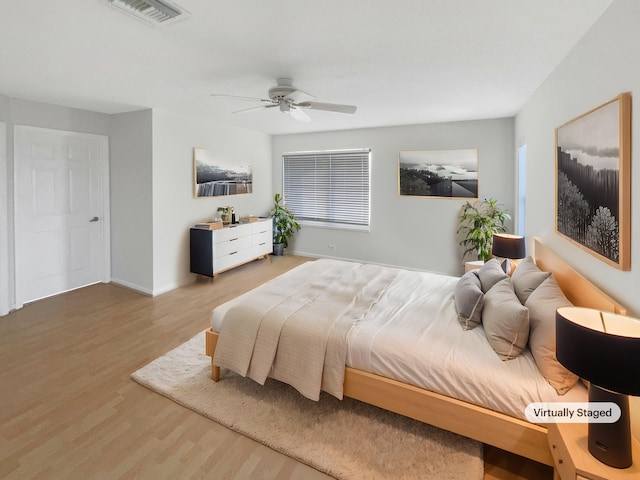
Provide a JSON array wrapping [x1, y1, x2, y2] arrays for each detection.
[[132, 332, 484, 480]]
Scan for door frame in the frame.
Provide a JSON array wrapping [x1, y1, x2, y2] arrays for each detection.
[[12, 125, 111, 310], [0, 122, 9, 316]]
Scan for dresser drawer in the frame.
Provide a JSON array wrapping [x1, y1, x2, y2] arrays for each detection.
[[213, 224, 252, 243], [253, 239, 272, 257], [215, 247, 254, 273], [253, 229, 272, 247], [252, 220, 272, 236], [213, 235, 252, 258]]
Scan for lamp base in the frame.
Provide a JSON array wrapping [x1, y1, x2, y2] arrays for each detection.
[[588, 384, 632, 468], [498, 258, 515, 275]]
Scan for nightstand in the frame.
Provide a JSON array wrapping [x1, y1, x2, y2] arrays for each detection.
[[464, 260, 484, 273], [548, 422, 640, 480]]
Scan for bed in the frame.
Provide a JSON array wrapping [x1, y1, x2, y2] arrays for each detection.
[[204, 238, 626, 466]]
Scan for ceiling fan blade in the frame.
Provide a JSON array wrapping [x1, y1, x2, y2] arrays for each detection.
[[211, 93, 273, 104], [297, 101, 357, 114], [283, 89, 316, 103], [233, 105, 267, 114], [233, 104, 279, 114], [287, 106, 311, 122]]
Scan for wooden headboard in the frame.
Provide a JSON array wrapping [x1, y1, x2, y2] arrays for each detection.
[[533, 237, 627, 315]]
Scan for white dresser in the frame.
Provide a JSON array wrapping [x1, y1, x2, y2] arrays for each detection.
[[190, 219, 272, 277]]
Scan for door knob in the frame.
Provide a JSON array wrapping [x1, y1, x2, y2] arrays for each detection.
[[89, 216, 99, 222]]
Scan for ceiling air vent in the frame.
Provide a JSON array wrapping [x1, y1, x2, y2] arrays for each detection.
[[105, 0, 190, 27]]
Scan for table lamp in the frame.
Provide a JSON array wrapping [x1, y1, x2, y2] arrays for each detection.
[[491, 233, 526, 273], [556, 306, 640, 468]]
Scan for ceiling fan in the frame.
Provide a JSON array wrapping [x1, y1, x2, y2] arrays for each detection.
[[210, 78, 357, 122]]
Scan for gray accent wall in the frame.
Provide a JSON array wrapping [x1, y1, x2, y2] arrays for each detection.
[[272, 118, 515, 275], [110, 109, 154, 294]]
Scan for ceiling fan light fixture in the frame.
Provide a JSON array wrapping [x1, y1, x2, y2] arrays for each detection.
[[210, 78, 357, 122], [104, 0, 190, 27]]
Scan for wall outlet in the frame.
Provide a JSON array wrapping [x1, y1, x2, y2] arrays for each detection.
[[328, 244, 337, 250]]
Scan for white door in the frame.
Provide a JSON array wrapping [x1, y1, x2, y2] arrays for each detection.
[[14, 126, 110, 306]]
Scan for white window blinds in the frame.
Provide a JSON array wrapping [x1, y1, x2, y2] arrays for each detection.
[[283, 149, 370, 228]]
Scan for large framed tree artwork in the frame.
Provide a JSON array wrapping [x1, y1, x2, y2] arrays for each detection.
[[555, 92, 631, 270]]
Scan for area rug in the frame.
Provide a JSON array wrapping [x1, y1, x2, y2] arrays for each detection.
[[131, 331, 484, 480]]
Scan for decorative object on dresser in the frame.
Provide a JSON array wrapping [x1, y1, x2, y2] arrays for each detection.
[[491, 233, 526, 273], [555, 92, 631, 271], [193, 221, 223, 230], [271, 193, 300, 256], [216, 206, 234, 225], [556, 307, 640, 469], [190, 218, 272, 278], [457, 197, 510, 262]]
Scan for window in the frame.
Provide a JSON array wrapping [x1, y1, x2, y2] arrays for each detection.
[[282, 149, 370, 229]]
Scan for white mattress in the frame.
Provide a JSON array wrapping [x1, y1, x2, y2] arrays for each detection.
[[212, 259, 587, 420]]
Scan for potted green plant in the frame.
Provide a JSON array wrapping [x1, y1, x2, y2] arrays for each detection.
[[271, 193, 301, 256], [457, 198, 510, 262]]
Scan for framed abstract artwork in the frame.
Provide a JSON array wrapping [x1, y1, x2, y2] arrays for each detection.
[[398, 148, 478, 198], [555, 92, 631, 270], [193, 147, 253, 197]]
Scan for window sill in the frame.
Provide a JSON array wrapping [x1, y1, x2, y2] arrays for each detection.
[[298, 220, 370, 232]]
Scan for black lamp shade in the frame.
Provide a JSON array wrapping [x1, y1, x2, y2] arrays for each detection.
[[556, 306, 640, 469], [556, 307, 640, 396], [491, 234, 526, 260]]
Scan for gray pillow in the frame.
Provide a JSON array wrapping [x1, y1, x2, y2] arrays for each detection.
[[511, 256, 551, 304], [482, 278, 530, 360], [478, 258, 508, 293], [525, 275, 578, 395], [454, 271, 484, 330]]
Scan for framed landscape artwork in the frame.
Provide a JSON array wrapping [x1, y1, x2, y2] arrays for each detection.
[[398, 149, 478, 198], [193, 147, 253, 197], [555, 92, 631, 270]]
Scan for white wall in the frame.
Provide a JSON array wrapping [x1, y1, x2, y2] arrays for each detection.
[[515, 0, 640, 438], [272, 118, 515, 275], [151, 109, 272, 295], [110, 110, 154, 294], [515, 0, 640, 316]]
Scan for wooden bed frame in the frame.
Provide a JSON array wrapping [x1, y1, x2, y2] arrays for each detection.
[[204, 238, 626, 467]]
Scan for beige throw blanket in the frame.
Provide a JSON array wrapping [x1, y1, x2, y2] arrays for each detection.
[[213, 260, 400, 400]]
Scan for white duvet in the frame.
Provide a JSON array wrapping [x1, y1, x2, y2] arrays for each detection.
[[211, 259, 587, 420]]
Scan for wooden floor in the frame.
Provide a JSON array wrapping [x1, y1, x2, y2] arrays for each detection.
[[0, 255, 553, 479]]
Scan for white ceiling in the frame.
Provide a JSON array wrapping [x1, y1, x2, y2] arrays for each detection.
[[0, 0, 612, 135]]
